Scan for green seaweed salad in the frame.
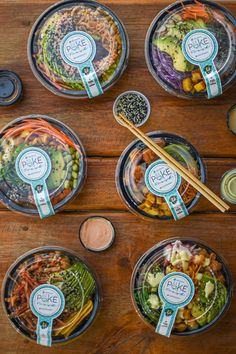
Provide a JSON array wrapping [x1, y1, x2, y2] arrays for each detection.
[[132, 240, 230, 334]]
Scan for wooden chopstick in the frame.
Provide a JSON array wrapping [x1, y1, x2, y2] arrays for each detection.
[[117, 113, 229, 213]]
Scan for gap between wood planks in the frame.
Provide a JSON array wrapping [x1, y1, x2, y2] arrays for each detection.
[[0, 209, 235, 215]]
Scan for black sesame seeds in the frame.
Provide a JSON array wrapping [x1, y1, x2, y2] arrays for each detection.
[[115, 92, 149, 126]]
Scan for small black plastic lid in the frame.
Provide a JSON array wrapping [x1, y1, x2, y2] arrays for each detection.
[[0, 71, 23, 106]]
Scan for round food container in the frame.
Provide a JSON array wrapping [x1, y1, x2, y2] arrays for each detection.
[[79, 216, 116, 252], [0, 70, 23, 107], [2, 246, 100, 346], [116, 132, 205, 221], [220, 169, 236, 205], [227, 104, 236, 136], [145, 0, 236, 99], [0, 115, 86, 218], [131, 239, 232, 336], [113, 91, 151, 127], [28, 0, 129, 99]]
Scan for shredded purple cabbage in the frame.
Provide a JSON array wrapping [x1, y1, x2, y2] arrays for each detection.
[[151, 45, 190, 92]]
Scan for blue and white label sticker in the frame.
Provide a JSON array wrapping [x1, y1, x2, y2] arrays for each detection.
[[15, 147, 55, 219], [30, 284, 65, 346], [156, 272, 195, 337], [60, 31, 103, 98], [145, 160, 188, 220], [182, 29, 222, 99]]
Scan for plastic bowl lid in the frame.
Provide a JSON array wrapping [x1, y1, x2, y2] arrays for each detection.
[[0, 115, 86, 218], [116, 132, 205, 220], [28, 0, 129, 99], [131, 239, 232, 336], [145, 0, 236, 99], [2, 247, 100, 346]]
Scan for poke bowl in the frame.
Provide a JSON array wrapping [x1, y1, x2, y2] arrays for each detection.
[[116, 132, 205, 221], [28, 0, 129, 99], [131, 239, 232, 336], [145, 0, 236, 99], [2, 246, 100, 346], [0, 114, 86, 218]]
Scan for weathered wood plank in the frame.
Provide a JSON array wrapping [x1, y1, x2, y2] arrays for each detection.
[[1, 157, 234, 212]]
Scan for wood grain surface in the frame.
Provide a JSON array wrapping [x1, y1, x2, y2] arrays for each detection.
[[0, 1, 236, 353]]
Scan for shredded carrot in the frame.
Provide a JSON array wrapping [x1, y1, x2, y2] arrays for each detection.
[[180, 1, 210, 21], [3, 118, 80, 150]]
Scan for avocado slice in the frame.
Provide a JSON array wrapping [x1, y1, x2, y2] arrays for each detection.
[[191, 303, 208, 326], [207, 303, 221, 324], [166, 18, 207, 41], [192, 275, 228, 326], [154, 37, 194, 72], [47, 151, 66, 190], [53, 150, 65, 170]]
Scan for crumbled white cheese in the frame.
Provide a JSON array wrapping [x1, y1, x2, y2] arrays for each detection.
[[177, 308, 185, 320], [147, 272, 164, 287], [172, 259, 181, 266], [179, 250, 190, 261], [148, 294, 160, 309]]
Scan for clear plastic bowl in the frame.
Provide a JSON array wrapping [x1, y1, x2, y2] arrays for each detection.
[[116, 132, 205, 221], [28, 0, 129, 99], [0, 114, 86, 217], [131, 238, 232, 336], [145, 0, 236, 99], [2, 246, 101, 346]]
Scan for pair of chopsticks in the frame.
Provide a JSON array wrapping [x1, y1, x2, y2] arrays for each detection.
[[116, 113, 229, 213]]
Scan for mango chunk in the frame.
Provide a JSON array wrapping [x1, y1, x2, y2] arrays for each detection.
[[183, 78, 193, 92], [194, 81, 206, 92], [192, 71, 202, 84]]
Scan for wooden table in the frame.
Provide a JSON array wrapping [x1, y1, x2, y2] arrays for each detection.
[[0, 0, 236, 353]]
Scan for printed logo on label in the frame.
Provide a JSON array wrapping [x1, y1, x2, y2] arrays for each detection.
[[30, 285, 65, 347], [31, 286, 64, 317], [61, 32, 94, 65], [182, 29, 222, 99], [156, 272, 195, 337], [144, 160, 188, 220], [15, 147, 55, 219], [145, 161, 180, 196], [60, 31, 103, 98], [18, 150, 48, 181], [184, 31, 215, 63], [160, 274, 193, 305]]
